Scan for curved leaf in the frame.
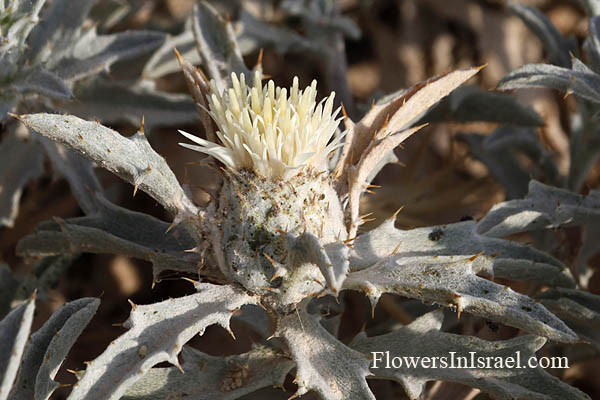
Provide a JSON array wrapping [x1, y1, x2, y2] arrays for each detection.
[[16, 113, 199, 219], [123, 345, 293, 399], [0, 297, 35, 400], [11, 298, 99, 400], [277, 305, 374, 400], [344, 253, 577, 343], [351, 311, 589, 400], [67, 283, 257, 400], [351, 218, 574, 288]]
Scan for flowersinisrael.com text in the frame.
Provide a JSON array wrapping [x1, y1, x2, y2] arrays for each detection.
[[371, 351, 569, 369]]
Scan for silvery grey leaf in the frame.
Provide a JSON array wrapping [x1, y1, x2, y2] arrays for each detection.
[[0, 124, 45, 228], [122, 345, 293, 400], [277, 304, 374, 400], [66, 284, 257, 400], [29, 135, 207, 281], [509, 3, 573, 67], [11, 66, 72, 100], [351, 311, 590, 400], [192, 2, 250, 92], [498, 62, 600, 103], [421, 85, 544, 126], [351, 218, 574, 288], [10, 298, 99, 400], [17, 113, 199, 218], [60, 80, 199, 131], [344, 253, 577, 343], [0, 264, 18, 320], [477, 180, 600, 284], [477, 180, 600, 237], [0, 297, 35, 400], [52, 29, 165, 81], [16, 196, 202, 280], [460, 124, 561, 195]]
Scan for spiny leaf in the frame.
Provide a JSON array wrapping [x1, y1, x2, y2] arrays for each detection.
[[66, 283, 257, 400], [344, 254, 577, 343], [498, 61, 600, 103], [477, 180, 600, 237], [10, 298, 99, 400], [277, 304, 374, 400], [477, 180, 600, 286], [351, 218, 575, 288], [335, 66, 481, 188], [16, 113, 199, 218], [351, 311, 590, 400], [123, 345, 293, 400], [537, 288, 600, 352], [346, 125, 424, 237], [16, 196, 203, 281]]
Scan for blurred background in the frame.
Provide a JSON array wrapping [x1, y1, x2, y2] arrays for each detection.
[[2, 0, 599, 398]]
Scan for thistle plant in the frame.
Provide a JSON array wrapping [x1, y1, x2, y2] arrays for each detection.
[[1, 2, 597, 400]]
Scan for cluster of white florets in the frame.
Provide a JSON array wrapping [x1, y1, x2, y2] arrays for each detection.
[[179, 71, 343, 179]]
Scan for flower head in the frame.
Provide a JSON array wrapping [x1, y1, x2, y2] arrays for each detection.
[[179, 71, 343, 179]]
